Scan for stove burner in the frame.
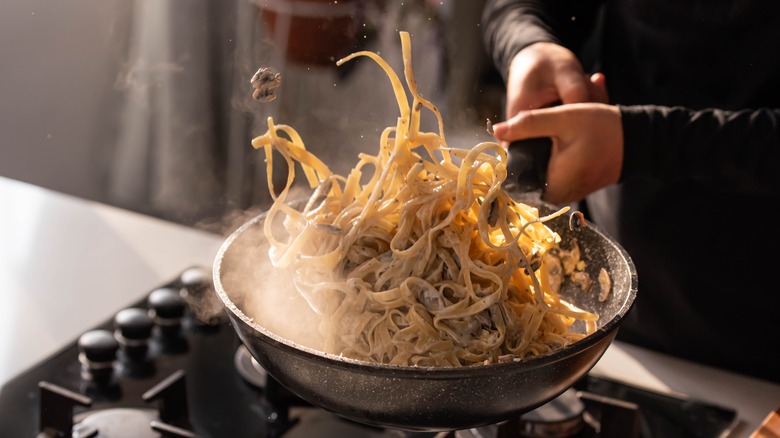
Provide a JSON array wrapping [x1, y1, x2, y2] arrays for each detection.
[[73, 407, 157, 438], [143, 370, 182, 413], [234, 344, 267, 389], [37, 382, 93, 438], [35, 370, 197, 438], [518, 389, 585, 437]]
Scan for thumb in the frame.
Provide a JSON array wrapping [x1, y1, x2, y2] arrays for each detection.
[[492, 107, 562, 142]]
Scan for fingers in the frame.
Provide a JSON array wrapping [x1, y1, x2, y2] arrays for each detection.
[[588, 73, 609, 104], [505, 43, 591, 116], [555, 70, 591, 104], [491, 106, 564, 142], [507, 88, 560, 116], [509, 73, 606, 116], [542, 104, 623, 204], [555, 71, 609, 104], [511, 67, 590, 111], [497, 72, 610, 142], [492, 103, 623, 204]]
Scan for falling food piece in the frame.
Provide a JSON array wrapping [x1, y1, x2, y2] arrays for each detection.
[[251, 67, 282, 102]]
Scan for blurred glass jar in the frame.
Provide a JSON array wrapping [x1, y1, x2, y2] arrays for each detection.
[[255, 0, 362, 66]]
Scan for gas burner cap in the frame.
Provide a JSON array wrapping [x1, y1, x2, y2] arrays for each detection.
[[73, 408, 157, 438], [519, 389, 585, 438], [234, 344, 267, 388]]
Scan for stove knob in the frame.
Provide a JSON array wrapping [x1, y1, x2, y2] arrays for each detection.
[[78, 330, 118, 383], [114, 307, 153, 360], [180, 266, 210, 297], [179, 266, 223, 328], [148, 287, 186, 337]]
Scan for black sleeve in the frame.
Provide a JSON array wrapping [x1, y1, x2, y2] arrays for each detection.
[[620, 105, 780, 195], [481, 0, 604, 81]]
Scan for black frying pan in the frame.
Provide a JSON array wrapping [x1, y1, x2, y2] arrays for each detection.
[[213, 195, 637, 431]]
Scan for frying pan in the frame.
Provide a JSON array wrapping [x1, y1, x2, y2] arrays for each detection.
[[213, 195, 637, 431]]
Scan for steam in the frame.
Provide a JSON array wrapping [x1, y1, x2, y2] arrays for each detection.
[[186, 204, 271, 328], [215, 197, 327, 350]]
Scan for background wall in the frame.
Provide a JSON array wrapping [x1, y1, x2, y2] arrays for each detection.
[[0, 0, 133, 201], [0, 0, 501, 230]]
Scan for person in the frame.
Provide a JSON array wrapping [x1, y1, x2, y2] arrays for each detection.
[[482, 0, 780, 383]]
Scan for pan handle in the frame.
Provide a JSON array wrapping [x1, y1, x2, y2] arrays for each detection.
[[504, 137, 552, 194]]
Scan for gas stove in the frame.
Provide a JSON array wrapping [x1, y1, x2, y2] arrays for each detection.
[[0, 267, 739, 437]]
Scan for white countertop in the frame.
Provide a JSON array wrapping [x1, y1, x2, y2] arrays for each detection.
[[1, 176, 778, 437], [0, 176, 223, 384]]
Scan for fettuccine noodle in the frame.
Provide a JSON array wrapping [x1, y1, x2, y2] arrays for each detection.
[[250, 32, 597, 367]]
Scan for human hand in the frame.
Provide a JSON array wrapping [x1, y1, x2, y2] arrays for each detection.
[[492, 103, 623, 204], [506, 42, 608, 117]]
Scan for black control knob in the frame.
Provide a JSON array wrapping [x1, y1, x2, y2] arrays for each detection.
[[114, 308, 154, 360], [148, 287, 186, 337], [78, 330, 118, 383], [78, 330, 119, 362], [180, 267, 210, 297], [179, 266, 222, 328]]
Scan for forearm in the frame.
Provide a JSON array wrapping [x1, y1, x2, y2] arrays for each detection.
[[482, 0, 558, 80], [620, 105, 780, 194], [481, 0, 603, 80]]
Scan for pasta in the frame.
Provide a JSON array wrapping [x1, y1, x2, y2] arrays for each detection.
[[250, 31, 597, 367]]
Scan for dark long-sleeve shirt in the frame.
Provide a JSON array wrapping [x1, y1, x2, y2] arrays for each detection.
[[483, 0, 780, 382]]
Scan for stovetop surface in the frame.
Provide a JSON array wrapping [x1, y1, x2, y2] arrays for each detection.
[[0, 267, 276, 437], [0, 267, 739, 438]]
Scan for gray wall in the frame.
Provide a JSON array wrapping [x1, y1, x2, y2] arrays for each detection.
[[0, 0, 132, 201]]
